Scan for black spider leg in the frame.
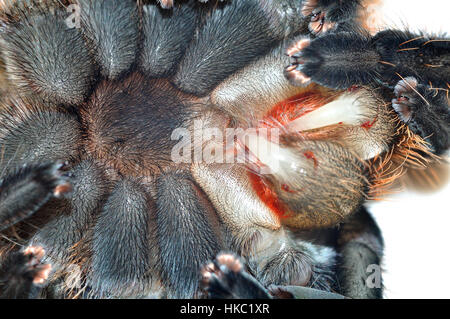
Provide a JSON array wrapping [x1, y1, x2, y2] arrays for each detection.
[[287, 29, 450, 90], [392, 77, 450, 155], [0, 246, 51, 299], [158, 0, 225, 10], [77, 0, 140, 80], [314, 0, 361, 23], [200, 253, 346, 299], [1, 7, 95, 105], [0, 162, 71, 232], [336, 206, 384, 299], [301, 0, 361, 36], [201, 253, 272, 299], [90, 178, 154, 298], [140, 2, 198, 78], [172, 0, 285, 96], [30, 160, 109, 281], [155, 170, 223, 298]]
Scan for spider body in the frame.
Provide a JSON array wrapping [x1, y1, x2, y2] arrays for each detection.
[[0, 0, 447, 299]]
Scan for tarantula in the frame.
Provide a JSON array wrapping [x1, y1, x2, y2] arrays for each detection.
[[0, 0, 448, 299]]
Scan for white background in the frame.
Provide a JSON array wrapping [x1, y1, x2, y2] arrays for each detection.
[[364, 0, 450, 298]]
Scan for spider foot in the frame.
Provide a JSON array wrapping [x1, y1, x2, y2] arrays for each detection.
[[392, 77, 419, 123], [392, 77, 450, 155], [35, 161, 73, 199], [0, 161, 72, 232], [285, 32, 377, 89], [201, 253, 271, 299], [285, 38, 312, 86], [159, 0, 224, 9], [0, 246, 52, 298], [22, 246, 52, 285], [302, 0, 359, 36], [158, 0, 174, 9]]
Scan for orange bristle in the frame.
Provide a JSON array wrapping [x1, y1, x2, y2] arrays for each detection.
[[262, 86, 336, 129], [368, 122, 440, 199]]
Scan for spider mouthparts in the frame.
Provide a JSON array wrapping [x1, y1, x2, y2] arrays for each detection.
[[286, 91, 370, 132]]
